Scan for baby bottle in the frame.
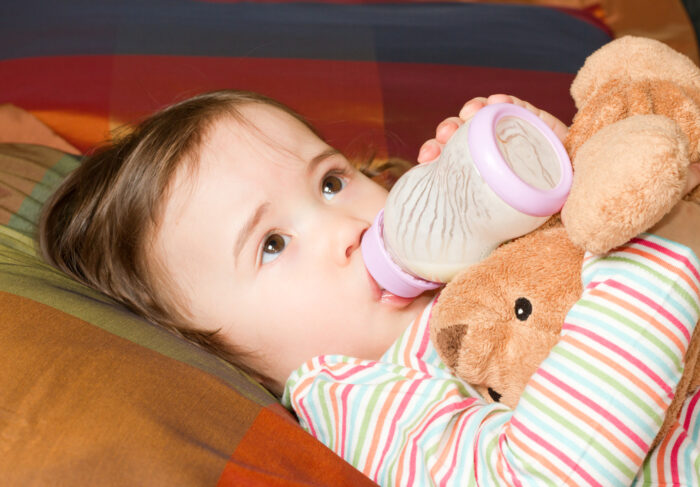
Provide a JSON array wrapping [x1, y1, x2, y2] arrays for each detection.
[[361, 103, 573, 298]]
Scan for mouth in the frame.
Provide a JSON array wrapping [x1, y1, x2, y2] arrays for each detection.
[[365, 266, 416, 309]]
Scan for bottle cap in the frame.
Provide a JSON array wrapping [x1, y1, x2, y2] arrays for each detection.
[[361, 210, 442, 298]]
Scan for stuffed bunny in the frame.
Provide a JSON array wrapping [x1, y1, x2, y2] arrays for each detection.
[[429, 36, 700, 449]]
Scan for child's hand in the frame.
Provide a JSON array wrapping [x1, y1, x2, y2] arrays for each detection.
[[417, 94, 569, 164], [685, 162, 700, 196]]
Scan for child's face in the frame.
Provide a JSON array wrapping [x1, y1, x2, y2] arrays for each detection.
[[153, 104, 433, 394]]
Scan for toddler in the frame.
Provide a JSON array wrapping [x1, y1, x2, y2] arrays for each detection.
[[39, 89, 700, 485]]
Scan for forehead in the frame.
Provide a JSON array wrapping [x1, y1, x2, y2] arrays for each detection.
[[162, 103, 325, 215], [194, 103, 324, 172]]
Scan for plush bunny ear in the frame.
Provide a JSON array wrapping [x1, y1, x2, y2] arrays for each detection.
[[570, 36, 700, 111], [562, 115, 689, 255]]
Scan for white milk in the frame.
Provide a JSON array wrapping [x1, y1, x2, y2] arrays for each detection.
[[383, 116, 562, 282]]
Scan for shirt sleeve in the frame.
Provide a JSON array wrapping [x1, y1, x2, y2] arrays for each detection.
[[283, 233, 700, 486]]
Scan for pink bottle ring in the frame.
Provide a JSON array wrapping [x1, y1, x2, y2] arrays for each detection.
[[361, 210, 442, 298], [467, 103, 572, 217]]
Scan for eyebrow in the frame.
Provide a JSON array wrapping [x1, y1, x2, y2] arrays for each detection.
[[233, 149, 340, 265], [307, 148, 341, 175], [233, 201, 270, 264]]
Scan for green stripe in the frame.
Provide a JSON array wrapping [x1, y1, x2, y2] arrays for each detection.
[[7, 152, 80, 238], [579, 299, 680, 369], [523, 389, 636, 478], [317, 380, 336, 450], [385, 378, 454, 479], [484, 419, 557, 485], [553, 345, 663, 425], [390, 328, 408, 364], [604, 255, 700, 316], [352, 375, 405, 466], [641, 451, 653, 481], [581, 254, 603, 277], [483, 428, 502, 484]]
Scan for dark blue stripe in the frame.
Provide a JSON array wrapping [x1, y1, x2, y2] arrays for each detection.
[[1, 1, 610, 72]]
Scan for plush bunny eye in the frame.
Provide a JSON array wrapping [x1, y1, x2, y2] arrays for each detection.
[[514, 297, 532, 321]]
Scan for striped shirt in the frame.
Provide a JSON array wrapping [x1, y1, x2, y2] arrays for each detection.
[[283, 234, 700, 486]]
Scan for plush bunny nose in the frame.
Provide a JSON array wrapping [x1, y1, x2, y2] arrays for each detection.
[[434, 323, 468, 370]]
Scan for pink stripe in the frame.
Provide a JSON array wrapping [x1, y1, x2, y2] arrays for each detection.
[[631, 237, 700, 283], [683, 389, 700, 431], [670, 429, 686, 485], [321, 362, 376, 381], [539, 368, 648, 451], [500, 431, 524, 487], [405, 400, 475, 486], [563, 322, 673, 398], [440, 407, 479, 486], [297, 397, 318, 438], [511, 417, 603, 487], [414, 316, 431, 374], [374, 379, 422, 476], [339, 384, 352, 459], [607, 279, 690, 343]]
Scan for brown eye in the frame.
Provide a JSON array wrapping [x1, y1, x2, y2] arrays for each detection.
[[261, 233, 289, 264], [322, 174, 345, 199]]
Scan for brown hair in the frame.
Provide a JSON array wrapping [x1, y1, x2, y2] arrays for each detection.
[[38, 89, 412, 378]]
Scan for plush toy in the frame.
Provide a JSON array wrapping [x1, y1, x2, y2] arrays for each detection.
[[429, 35, 700, 449]]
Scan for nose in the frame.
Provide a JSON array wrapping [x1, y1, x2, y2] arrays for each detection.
[[328, 212, 368, 267]]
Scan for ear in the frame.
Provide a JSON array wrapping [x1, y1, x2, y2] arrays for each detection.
[[570, 36, 700, 111], [562, 115, 689, 254]]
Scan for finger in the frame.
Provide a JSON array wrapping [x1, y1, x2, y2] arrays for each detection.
[[486, 93, 514, 105], [417, 139, 442, 164], [458, 97, 488, 121], [487, 94, 569, 142], [685, 163, 700, 196], [435, 117, 463, 144]]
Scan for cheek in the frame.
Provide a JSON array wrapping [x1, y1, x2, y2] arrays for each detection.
[[262, 271, 366, 335], [365, 181, 389, 211], [352, 175, 388, 213]]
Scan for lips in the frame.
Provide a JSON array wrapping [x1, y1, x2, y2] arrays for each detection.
[[365, 266, 416, 309]]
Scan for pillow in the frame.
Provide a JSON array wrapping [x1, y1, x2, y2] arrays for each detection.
[[0, 104, 80, 155], [0, 143, 377, 485]]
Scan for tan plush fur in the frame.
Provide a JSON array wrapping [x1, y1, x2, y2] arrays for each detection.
[[430, 224, 584, 407], [430, 36, 700, 450], [563, 36, 700, 253]]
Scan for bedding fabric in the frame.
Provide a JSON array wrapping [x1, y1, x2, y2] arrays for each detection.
[[0, 144, 378, 485], [1, 0, 613, 160]]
